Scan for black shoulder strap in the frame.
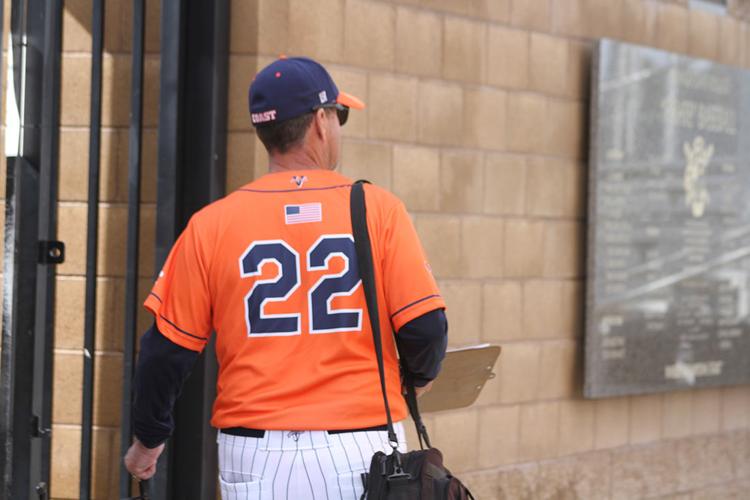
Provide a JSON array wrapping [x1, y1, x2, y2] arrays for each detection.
[[349, 180, 399, 448], [350, 180, 432, 451], [403, 374, 431, 449]]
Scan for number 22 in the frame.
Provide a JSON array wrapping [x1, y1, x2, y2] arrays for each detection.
[[239, 235, 362, 337]]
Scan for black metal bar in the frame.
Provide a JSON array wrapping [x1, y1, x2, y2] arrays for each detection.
[[150, 1, 185, 496], [170, 2, 229, 498], [119, 0, 146, 498], [30, 0, 63, 497], [1, 156, 39, 500], [209, 0, 229, 202], [150, 1, 229, 498], [1, 0, 39, 496], [79, 0, 104, 497], [154, 0, 185, 265]]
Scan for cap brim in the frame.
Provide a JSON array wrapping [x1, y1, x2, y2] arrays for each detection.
[[336, 91, 365, 110]]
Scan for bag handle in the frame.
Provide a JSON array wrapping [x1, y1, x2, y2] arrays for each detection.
[[403, 374, 431, 449], [350, 180, 399, 449], [350, 180, 432, 451]]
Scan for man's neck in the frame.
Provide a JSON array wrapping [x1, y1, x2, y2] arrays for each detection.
[[268, 148, 330, 173]]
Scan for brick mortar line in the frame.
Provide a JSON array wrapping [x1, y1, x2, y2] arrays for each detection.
[[56, 273, 156, 280], [60, 124, 159, 130], [55, 275, 150, 281], [50, 275, 585, 286], [407, 209, 587, 224], [458, 426, 750, 476], [54, 348, 123, 357], [667, 478, 750, 498], [229, 8, 750, 74], [436, 276, 585, 283], [409, 210, 586, 221], [0, 272, 589, 283], [48, 338, 583, 357], [339, 135, 589, 159], [53, 348, 141, 355], [226, 3, 553, 56], [367, 0, 748, 43], [232, 2, 750, 60], [238, 130, 590, 167], [53, 5, 750, 69], [424, 275, 584, 281], [58, 200, 157, 208], [461, 337, 583, 346], [59, 51, 161, 58], [451, 337, 580, 347], [58, 199, 159, 206], [59, 126, 158, 132], [229, 37, 747, 67], [234, 51, 589, 104], [413, 275, 584, 281], [51, 423, 120, 431], [228, 127, 590, 159], [228, 128, 589, 162], [57, 201, 586, 220], [448, 392, 750, 418], [60, 123, 161, 129]]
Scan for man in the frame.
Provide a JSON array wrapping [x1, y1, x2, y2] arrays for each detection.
[[124, 56, 447, 499]]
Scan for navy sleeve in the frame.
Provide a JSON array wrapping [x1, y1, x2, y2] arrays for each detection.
[[395, 308, 448, 387], [133, 323, 200, 448]]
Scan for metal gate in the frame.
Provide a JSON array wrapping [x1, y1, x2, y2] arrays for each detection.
[[0, 1, 229, 498]]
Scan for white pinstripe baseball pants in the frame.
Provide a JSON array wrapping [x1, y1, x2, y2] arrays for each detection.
[[217, 422, 407, 500]]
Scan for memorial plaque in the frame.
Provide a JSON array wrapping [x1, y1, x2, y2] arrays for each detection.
[[585, 39, 750, 398]]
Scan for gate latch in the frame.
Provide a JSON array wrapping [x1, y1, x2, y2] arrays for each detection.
[[38, 241, 65, 264], [35, 482, 48, 500], [31, 415, 51, 438]]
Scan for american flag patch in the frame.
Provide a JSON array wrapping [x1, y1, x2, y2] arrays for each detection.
[[284, 203, 322, 224]]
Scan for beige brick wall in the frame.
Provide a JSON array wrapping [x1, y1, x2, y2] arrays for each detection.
[[229, 0, 750, 497], [6, 0, 745, 498], [45, 2, 161, 498]]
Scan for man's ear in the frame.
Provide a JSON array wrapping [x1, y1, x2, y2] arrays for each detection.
[[313, 109, 328, 141]]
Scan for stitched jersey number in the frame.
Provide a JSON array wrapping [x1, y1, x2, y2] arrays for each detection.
[[240, 240, 301, 336], [240, 235, 362, 337], [308, 235, 361, 333]]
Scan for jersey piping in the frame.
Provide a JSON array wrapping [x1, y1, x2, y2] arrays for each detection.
[[390, 294, 442, 320], [238, 184, 352, 194]]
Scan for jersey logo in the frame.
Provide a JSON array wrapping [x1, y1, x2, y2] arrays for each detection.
[[290, 175, 308, 188], [285, 203, 322, 224]]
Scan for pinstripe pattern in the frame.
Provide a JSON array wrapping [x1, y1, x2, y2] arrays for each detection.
[[324, 431, 346, 500], [217, 423, 406, 500], [334, 433, 357, 495]]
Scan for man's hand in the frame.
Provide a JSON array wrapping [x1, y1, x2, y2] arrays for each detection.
[[415, 381, 434, 398], [124, 438, 165, 480]]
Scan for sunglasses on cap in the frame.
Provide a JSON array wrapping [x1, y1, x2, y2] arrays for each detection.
[[313, 102, 349, 126]]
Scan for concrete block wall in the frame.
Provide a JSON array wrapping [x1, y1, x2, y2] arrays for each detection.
[[45, 1, 160, 498], [227, 0, 750, 498], [1, 0, 748, 498]]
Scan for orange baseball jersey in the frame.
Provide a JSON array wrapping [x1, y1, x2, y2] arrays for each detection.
[[144, 169, 445, 430]]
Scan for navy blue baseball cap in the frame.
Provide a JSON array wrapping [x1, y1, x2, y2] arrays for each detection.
[[249, 56, 365, 127]]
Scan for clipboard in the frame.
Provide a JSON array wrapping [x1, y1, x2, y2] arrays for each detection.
[[418, 344, 501, 413]]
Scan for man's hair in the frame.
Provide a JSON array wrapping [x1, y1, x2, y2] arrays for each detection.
[[256, 108, 338, 154], [256, 113, 314, 154]]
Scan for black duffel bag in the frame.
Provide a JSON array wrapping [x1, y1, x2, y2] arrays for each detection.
[[350, 181, 475, 500], [363, 447, 473, 500]]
